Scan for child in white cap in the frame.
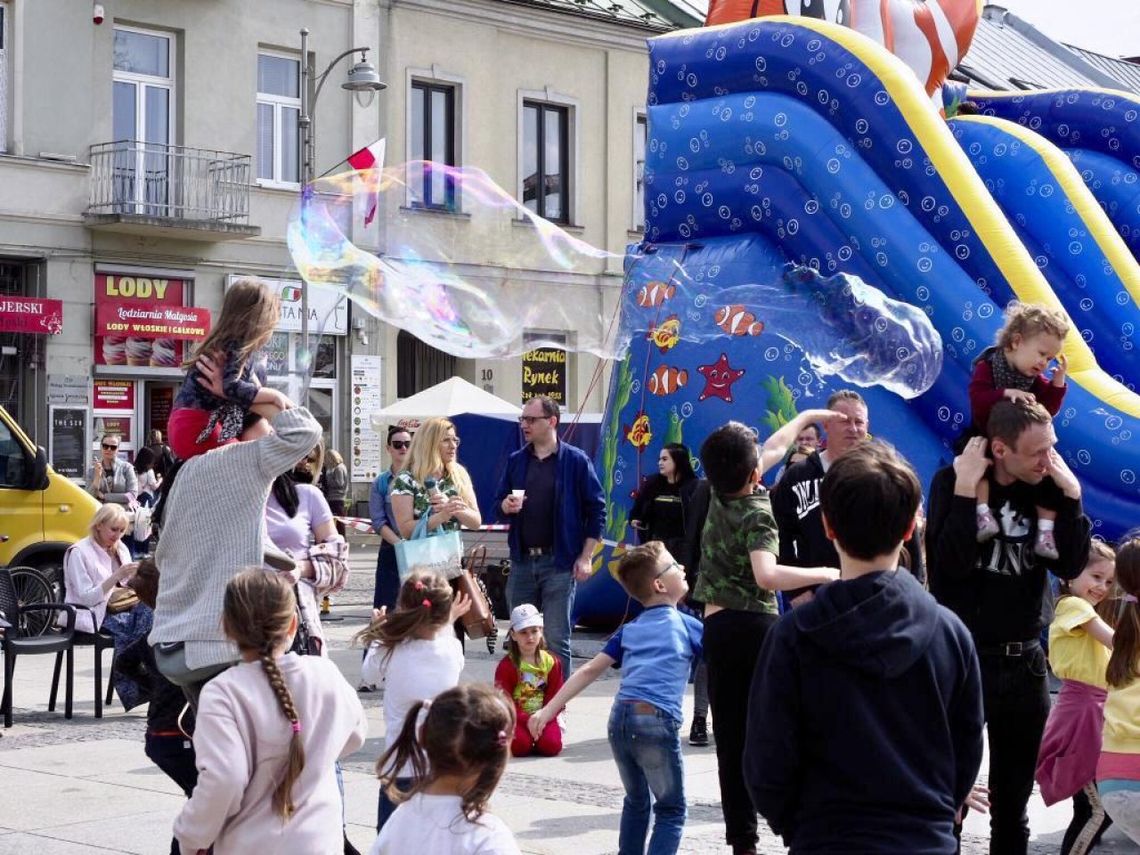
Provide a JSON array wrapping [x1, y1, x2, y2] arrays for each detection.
[[494, 603, 565, 757]]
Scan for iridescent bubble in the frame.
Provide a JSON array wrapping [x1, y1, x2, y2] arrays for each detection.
[[287, 162, 620, 359]]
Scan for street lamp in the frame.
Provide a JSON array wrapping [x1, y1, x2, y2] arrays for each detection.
[[297, 27, 386, 407]]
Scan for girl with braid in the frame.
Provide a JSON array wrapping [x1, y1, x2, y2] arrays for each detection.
[[175, 570, 367, 855], [369, 683, 520, 855], [356, 570, 471, 831]]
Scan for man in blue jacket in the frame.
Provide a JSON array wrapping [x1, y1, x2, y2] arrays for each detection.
[[744, 442, 984, 854], [497, 395, 605, 677]]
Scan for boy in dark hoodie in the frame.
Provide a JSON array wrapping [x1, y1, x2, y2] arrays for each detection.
[[743, 441, 984, 854]]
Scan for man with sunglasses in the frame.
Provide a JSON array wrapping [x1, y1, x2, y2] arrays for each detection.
[[497, 395, 605, 677], [88, 433, 139, 509]]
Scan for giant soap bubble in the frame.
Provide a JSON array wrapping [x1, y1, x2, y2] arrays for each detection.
[[287, 163, 626, 359]]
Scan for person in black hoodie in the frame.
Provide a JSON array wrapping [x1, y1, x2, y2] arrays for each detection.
[[744, 441, 984, 854], [927, 400, 1091, 855], [771, 390, 926, 603]]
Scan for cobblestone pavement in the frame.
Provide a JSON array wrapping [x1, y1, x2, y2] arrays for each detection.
[[1, 541, 1136, 853]]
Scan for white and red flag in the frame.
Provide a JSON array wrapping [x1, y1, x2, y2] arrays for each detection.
[[347, 138, 386, 226]]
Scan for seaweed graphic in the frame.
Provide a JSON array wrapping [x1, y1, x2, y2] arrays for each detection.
[[662, 408, 684, 447], [602, 354, 634, 541], [760, 376, 798, 435]]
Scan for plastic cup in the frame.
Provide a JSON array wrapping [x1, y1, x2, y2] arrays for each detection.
[[512, 489, 526, 499]]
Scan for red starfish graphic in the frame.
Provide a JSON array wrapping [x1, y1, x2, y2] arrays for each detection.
[[697, 352, 745, 403]]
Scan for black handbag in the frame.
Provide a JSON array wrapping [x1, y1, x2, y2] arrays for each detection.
[[289, 584, 323, 656]]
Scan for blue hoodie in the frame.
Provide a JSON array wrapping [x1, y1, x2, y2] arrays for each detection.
[[744, 570, 984, 854]]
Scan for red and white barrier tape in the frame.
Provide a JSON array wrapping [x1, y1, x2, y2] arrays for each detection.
[[335, 517, 510, 536]]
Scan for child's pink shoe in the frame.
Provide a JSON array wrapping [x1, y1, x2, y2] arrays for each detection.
[[976, 508, 1000, 543], [1035, 529, 1059, 560]]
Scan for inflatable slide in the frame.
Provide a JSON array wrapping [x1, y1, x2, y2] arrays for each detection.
[[574, 16, 1140, 627]]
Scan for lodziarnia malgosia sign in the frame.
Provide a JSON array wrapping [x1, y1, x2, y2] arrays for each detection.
[[94, 301, 210, 339]]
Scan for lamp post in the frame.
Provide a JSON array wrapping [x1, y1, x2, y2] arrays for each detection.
[[297, 27, 386, 407]]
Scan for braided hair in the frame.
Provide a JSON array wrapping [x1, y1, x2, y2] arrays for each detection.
[[222, 568, 306, 820], [375, 683, 515, 821]]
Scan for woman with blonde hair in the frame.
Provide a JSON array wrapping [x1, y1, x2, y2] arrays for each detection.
[[390, 417, 481, 539]]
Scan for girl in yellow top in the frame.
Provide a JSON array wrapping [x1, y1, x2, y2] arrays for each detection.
[[1036, 540, 1117, 855], [1098, 533, 1140, 846]]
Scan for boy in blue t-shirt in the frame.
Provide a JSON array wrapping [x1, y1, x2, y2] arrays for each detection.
[[528, 541, 703, 854]]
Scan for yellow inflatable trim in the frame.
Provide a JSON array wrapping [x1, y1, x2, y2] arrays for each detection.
[[655, 18, 1140, 417]]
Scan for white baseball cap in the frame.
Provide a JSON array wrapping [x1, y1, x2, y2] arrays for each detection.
[[510, 603, 544, 633]]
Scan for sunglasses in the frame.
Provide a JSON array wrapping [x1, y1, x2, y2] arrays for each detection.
[[102, 443, 119, 450], [389, 440, 410, 450]]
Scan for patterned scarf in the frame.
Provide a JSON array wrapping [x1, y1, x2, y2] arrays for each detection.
[[988, 347, 1036, 393]]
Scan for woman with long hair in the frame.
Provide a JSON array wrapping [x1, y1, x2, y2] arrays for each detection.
[[368, 426, 413, 611], [390, 417, 481, 538], [629, 442, 698, 558]]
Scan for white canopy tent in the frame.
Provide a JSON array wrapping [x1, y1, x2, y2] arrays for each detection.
[[369, 376, 522, 431]]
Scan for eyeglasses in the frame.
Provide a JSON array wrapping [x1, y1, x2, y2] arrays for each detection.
[[654, 561, 683, 580], [389, 440, 410, 450], [102, 443, 119, 450], [441, 437, 461, 446], [519, 415, 548, 425]]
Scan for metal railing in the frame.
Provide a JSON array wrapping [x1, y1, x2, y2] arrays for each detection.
[[88, 140, 252, 224]]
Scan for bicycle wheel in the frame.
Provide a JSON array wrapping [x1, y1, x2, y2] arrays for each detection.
[[10, 566, 56, 637]]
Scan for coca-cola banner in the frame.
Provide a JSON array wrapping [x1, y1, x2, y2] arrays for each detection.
[[94, 273, 203, 368]]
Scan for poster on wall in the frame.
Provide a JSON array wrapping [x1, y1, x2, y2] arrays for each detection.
[[93, 273, 205, 368], [49, 406, 89, 481], [350, 355, 383, 483], [521, 347, 567, 405]]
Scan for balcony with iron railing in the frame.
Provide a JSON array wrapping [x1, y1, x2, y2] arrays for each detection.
[[84, 141, 261, 240]]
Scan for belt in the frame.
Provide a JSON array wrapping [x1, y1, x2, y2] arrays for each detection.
[[621, 700, 660, 715], [978, 639, 1041, 658], [525, 546, 553, 557]]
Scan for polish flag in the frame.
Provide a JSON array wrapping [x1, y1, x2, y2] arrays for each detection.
[[347, 138, 386, 226]]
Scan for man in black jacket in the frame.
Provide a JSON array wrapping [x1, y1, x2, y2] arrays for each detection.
[[927, 400, 1091, 855], [771, 390, 925, 597]]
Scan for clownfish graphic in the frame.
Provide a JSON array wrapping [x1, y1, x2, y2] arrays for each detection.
[[647, 366, 688, 396], [636, 280, 676, 308], [648, 315, 682, 353], [625, 412, 653, 449], [715, 305, 765, 336]]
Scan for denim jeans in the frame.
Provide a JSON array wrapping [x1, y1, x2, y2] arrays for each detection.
[[507, 554, 576, 676], [608, 701, 687, 855], [374, 543, 400, 611], [979, 646, 1051, 855], [377, 776, 414, 831]]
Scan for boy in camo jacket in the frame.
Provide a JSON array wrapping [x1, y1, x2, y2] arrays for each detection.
[[695, 422, 840, 855]]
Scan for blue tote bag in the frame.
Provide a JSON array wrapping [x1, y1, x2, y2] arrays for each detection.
[[394, 514, 464, 582]]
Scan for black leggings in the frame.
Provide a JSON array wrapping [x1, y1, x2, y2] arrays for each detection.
[[1062, 782, 1113, 855]]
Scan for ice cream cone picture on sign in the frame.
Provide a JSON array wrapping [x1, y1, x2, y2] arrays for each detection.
[[126, 337, 153, 366], [150, 338, 178, 367], [102, 336, 127, 365]]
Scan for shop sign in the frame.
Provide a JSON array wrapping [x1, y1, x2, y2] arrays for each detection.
[[49, 407, 88, 480], [521, 347, 567, 405], [94, 273, 194, 368], [0, 297, 63, 335], [95, 301, 210, 339], [94, 380, 135, 410], [228, 275, 349, 336]]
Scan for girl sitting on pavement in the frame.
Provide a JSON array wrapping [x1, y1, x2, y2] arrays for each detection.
[[369, 683, 521, 855], [174, 569, 367, 855], [495, 604, 564, 757], [357, 570, 471, 831], [1036, 540, 1118, 854]]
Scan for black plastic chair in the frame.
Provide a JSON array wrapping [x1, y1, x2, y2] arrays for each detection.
[[0, 567, 78, 728], [49, 606, 116, 719]]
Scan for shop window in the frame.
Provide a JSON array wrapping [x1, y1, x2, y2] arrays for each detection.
[[256, 52, 301, 186], [264, 331, 337, 450], [397, 330, 455, 398]]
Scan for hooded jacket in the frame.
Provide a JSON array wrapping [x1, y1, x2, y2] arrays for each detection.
[[744, 570, 983, 854]]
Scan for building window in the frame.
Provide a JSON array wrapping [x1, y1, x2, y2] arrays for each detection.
[[256, 53, 301, 185], [522, 101, 570, 223], [397, 330, 455, 398], [0, 261, 31, 425], [112, 27, 174, 214], [634, 113, 647, 232], [1, 2, 9, 154], [409, 80, 457, 210]]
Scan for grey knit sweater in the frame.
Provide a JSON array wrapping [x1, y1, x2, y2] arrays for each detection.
[[150, 407, 322, 668]]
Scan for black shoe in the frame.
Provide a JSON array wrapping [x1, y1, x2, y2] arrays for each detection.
[[689, 715, 709, 746]]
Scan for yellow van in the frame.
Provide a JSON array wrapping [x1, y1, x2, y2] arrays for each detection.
[[0, 405, 99, 592]]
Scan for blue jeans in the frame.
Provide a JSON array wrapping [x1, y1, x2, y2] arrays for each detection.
[[507, 554, 575, 676], [374, 543, 400, 611], [608, 701, 687, 855], [377, 776, 414, 831]]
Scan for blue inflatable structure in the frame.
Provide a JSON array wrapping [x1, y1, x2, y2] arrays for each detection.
[[573, 17, 1140, 629]]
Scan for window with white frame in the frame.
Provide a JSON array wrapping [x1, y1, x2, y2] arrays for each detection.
[[256, 52, 301, 185], [409, 79, 457, 210], [0, 2, 9, 153], [522, 100, 571, 223], [634, 113, 647, 231], [112, 27, 174, 213]]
